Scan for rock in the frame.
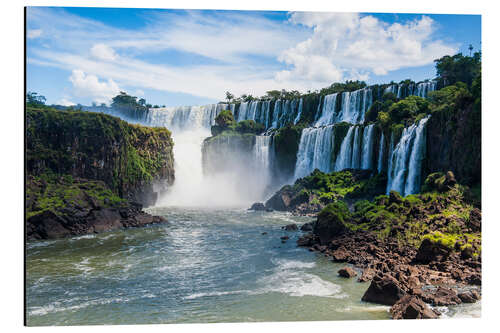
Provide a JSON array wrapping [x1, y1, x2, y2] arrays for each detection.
[[389, 191, 403, 205], [297, 234, 316, 247], [415, 238, 452, 264], [249, 202, 266, 211], [266, 208, 274, 212], [331, 248, 349, 262], [468, 208, 481, 232], [261, 232, 268, 235], [361, 274, 407, 306], [458, 290, 480, 303], [313, 202, 350, 244], [280, 236, 290, 241], [284, 223, 298, 231], [390, 295, 440, 319], [358, 268, 376, 282], [300, 222, 314, 231], [265, 187, 293, 211], [445, 171, 457, 187], [27, 210, 71, 240], [421, 287, 462, 306], [338, 267, 357, 278]]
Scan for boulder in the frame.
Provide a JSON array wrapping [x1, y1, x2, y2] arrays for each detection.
[[458, 290, 480, 303], [331, 248, 350, 262], [421, 287, 462, 306], [249, 202, 266, 211], [468, 208, 481, 232], [390, 295, 440, 319], [338, 267, 357, 278], [389, 191, 403, 205], [358, 268, 376, 282], [415, 238, 452, 264], [300, 222, 314, 231], [297, 234, 316, 247], [265, 187, 293, 211], [361, 274, 407, 306], [284, 223, 298, 231], [313, 202, 350, 244]]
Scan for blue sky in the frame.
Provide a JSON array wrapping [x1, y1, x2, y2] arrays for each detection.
[[26, 7, 481, 107]]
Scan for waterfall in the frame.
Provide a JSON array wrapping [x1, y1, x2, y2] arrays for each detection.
[[254, 135, 273, 195], [335, 126, 355, 171], [337, 88, 372, 124], [315, 93, 338, 126], [293, 98, 303, 125], [351, 126, 362, 169], [294, 126, 335, 179], [386, 116, 430, 196], [361, 124, 375, 170], [404, 117, 430, 195], [377, 132, 385, 173], [415, 81, 437, 98]]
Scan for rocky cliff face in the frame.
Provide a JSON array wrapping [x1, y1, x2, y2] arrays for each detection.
[[202, 132, 255, 175], [424, 102, 480, 186], [26, 108, 175, 207]]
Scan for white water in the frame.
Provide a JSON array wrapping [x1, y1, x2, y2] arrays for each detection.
[[377, 132, 385, 173], [334, 126, 355, 172], [361, 124, 375, 170], [386, 116, 430, 196], [294, 126, 335, 179]]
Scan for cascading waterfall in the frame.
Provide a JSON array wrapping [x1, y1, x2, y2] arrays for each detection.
[[315, 93, 338, 126], [294, 126, 335, 179], [361, 124, 375, 170], [334, 126, 355, 171], [254, 135, 273, 195], [351, 127, 362, 169], [377, 132, 385, 173], [386, 116, 430, 196], [293, 99, 303, 125]]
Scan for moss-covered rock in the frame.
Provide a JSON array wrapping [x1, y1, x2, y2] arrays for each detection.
[[314, 201, 351, 244], [26, 107, 174, 206]]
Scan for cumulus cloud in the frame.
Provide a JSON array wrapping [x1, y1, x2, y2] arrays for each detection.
[[69, 69, 120, 104], [277, 12, 457, 83], [26, 8, 459, 103], [27, 29, 42, 39], [90, 44, 118, 61], [56, 98, 76, 106]]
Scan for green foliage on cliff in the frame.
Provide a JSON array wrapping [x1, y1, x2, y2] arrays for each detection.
[[26, 174, 125, 219], [320, 80, 367, 95], [434, 52, 481, 88], [215, 109, 235, 128], [26, 107, 174, 198], [328, 180, 481, 254]]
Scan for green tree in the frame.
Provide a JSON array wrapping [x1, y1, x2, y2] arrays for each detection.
[[225, 91, 234, 103], [215, 110, 235, 128], [434, 52, 481, 87], [26, 92, 46, 106]]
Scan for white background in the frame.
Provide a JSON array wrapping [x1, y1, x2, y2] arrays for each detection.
[[0, 0, 497, 332]]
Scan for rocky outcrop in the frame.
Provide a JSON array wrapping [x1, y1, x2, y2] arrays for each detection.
[[26, 176, 167, 240], [390, 295, 440, 319], [26, 107, 174, 207], [415, 238, 452, 264], [362, 274, 407, 305], [424, 101, 480, 186], [338, 267, 357, 278]]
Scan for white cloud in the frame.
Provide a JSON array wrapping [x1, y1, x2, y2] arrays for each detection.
[[68, 69, 120, 104], [90, 44, 118, 61], [57, 98, 75, 106], [26, 8, 459, 103], [27, 29, 42, 39], [277, 13, 458, 84]]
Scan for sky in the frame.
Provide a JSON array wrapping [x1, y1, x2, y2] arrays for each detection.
[[26, 7, 481, 107]]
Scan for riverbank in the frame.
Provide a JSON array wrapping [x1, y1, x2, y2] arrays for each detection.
[[263, 172, 482, 319]]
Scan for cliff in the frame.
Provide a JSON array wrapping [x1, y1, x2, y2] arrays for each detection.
[[26, 107, 175, 206]]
